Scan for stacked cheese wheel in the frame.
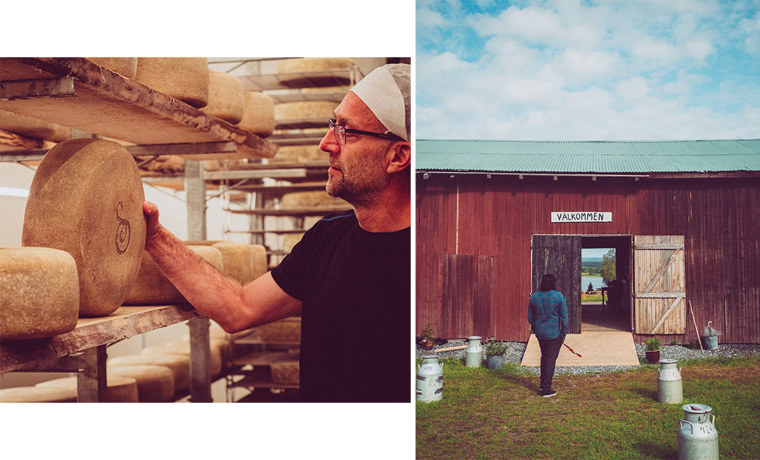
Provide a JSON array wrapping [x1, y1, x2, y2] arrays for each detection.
[[123, 245, 224, 306], [110, 353, 190, 395], [183, 241, 267, 286], [36, 376, 139, 403], [0, 247, 80, 341]]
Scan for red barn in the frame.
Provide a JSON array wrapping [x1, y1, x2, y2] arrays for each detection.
[[416, 139, 760, 344]]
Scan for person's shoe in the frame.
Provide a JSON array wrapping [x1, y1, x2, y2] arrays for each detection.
[[541, 388, 557, 397]]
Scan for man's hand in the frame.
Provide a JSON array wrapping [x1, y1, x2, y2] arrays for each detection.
[[143, 201, 161, 240]]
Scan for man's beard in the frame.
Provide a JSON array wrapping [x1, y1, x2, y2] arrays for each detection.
[[326, 151, 390, 208]]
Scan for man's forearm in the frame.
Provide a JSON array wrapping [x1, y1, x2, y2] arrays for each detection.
[[144, 225, 245, 330]]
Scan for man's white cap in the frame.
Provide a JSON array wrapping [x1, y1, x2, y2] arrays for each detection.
[[350, 63, 410, 142]]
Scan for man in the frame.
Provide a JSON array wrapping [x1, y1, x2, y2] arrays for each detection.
[[142, 63, 411, 402], [527, 273, 568, 397]]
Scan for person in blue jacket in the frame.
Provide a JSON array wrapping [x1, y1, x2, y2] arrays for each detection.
[[528, 273, 568, 397]]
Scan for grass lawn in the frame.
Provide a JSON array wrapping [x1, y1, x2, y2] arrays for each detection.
[[416, 356, 760, 459]]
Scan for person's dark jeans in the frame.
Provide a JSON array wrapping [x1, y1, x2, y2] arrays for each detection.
[[538, 336, 564, 391]]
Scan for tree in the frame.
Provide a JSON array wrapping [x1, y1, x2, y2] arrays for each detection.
[[601, 249, 616, 285]]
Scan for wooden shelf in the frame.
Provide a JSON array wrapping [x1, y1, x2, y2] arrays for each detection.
[[0, 58, 277, 159], [0, 305, 201, 374]]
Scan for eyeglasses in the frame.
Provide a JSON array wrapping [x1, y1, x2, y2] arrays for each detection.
[[328, 118, 404, 145]]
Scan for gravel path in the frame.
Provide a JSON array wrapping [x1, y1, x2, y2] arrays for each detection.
[[417, 340, 760, 375]]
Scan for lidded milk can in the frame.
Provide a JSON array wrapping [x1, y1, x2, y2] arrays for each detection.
[[416, 355, 443, 402], [678, 404, 719, 460], [465, 336, 483, 367], [657, 359, 683, 403]]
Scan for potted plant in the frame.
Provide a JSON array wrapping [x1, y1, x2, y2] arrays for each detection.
[[485, 341, 508, 369], [644, 337, 662, 364], [421, 321, 435, 350]]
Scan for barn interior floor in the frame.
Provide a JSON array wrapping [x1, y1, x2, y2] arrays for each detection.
[[521, 305, 639, 367]]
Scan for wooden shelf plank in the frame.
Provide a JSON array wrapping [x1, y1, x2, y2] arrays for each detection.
[[0, 305, 201, 374], [0, 58, 277, 159]]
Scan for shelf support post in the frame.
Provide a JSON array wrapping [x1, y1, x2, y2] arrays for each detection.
[[77, 345, 107, 402], [185, 159, 213, 402]]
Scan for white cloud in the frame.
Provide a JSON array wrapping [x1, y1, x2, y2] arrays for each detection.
[[416, 0, 760, 141]]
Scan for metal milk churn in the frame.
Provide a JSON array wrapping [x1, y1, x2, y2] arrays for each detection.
[[465, 336, 483, 367], [657, 359, 683, 404], [678, 404, 719, 460], [416, 355, 443, 402]]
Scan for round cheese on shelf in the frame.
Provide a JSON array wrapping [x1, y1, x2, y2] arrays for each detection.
[[36, 375, 139, 403], [0, 247, 79, 341], [135, 58, 209, 108], [183, 240, 266, 286], [201, 71, 245, 124], [22, 138, 146, 317], [0, 386, 77, 402], [237, 91, 274, 137], [142, 340, 222, 378], [123, 245, 223, 306], [274, 101, 337, 120], [110, 354, 190, 395], [107, 364, 175, 402], [277, 58, 354, 74], [271, 145, 327, 164], [87, 58, 138, 79], [281, 190, 346, 208]]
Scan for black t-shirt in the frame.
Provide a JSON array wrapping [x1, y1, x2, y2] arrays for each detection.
[[271, 210, 410, 402]]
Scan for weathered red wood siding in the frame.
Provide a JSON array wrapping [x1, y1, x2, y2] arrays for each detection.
[[416, 174, 760, 344]]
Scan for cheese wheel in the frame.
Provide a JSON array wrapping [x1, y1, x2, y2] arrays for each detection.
[[0, 386, 77, 402], [282, 190, 346, 208], [271, 145, 327, 164], [48, 124, 71, 143], [183, 240, 266, 286], [135, 58, 209, 108], [143, 341, 222, 377], [237, 91, 274, 137], [123, 245, 224, 305], [256, 317, 301, 343], [36, 376, 139, 403], [270, 360, 300, 385], [87, 58, 138, 79], [0, 247, 79, 341], [283, 233, 306, 253], [0, 110, 58, 140], [274, 101, 337, 120], [110, 354, 190, 394], [108, 364, 175, 402], [201, 71, 245, 124], [22, 139, 146, 317], [277, 58, 354, 88], [277, 58, 354, 74]]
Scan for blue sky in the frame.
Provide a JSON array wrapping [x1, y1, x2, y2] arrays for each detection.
[[416, 0, 760, 140]]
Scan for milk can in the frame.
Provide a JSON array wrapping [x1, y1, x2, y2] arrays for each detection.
[[465, 336, 483, 367], [678, 404, 719, 460], [416, 355, 443, 402], [657, 359, 683, 404]]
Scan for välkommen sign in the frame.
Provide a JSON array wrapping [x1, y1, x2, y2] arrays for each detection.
[[551, 212, 612, 223]]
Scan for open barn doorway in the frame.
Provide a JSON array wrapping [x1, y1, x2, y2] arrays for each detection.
[[581, 236, 631, 332]]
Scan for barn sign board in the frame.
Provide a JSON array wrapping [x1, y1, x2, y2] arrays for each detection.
[[551, 212, 612, 223]]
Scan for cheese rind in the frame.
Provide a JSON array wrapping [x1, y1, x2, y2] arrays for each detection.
[[22, 139, 146, 317], [135, 58, 209, 108], [237, 91, 274, 137], [0, 247, 79, 341]]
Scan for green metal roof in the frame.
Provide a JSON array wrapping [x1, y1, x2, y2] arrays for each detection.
[[416, 139, 760, 174]]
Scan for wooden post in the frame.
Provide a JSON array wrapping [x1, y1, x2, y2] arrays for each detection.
[[77, 346, 107, 402]]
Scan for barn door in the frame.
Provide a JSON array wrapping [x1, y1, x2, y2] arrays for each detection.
[[440, 254, 494, 338], [633, 236, 686, 334], [531, 235, 582, 334]]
